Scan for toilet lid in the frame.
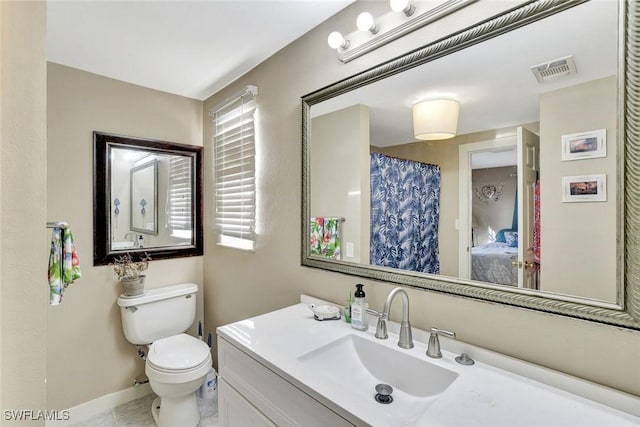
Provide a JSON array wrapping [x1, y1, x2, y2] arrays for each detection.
[[147, 333, 210, 370]]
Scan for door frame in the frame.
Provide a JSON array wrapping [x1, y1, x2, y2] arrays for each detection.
[[458, 135, 517, 280]]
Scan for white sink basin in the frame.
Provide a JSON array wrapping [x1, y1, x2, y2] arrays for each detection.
[[298, 333, 458, 402]]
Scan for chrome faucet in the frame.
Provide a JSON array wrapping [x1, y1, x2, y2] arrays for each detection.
[[368, 287, 414, 349], [426, 327, 456, 358], [124, 231, 137, 242]]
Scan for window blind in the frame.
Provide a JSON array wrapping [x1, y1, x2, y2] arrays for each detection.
[[211, 85, 258, 249], [166, 155, 193, 239]]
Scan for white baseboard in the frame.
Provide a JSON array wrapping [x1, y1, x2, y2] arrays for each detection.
[[46, 383, 152, 426]]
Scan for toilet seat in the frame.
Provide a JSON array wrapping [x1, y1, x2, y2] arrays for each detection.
[[147, 333, 210, 371], [147, 355, 211, 374], [146, 333, 212, 383]]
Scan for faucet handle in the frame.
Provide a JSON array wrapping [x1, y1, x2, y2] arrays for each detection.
[[426, 327, 456, 359], [365, 308, 382, 318], [365, 308, 388, 340]]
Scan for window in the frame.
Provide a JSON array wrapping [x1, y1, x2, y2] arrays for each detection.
[[211, 85, 258, 250], [166, 155, 193, 240]]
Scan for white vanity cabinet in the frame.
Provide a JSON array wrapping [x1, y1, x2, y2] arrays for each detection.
[[218, 378, 276, 427], [217, 300, 640, 427], [217, 336, 357, 427]]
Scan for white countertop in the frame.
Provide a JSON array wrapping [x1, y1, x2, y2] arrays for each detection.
[[217, 298, 640, 427]]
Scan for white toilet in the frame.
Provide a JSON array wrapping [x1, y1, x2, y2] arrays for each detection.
[[117, 283, 212, 427]]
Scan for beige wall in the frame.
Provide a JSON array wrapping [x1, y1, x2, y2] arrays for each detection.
[[46, 63, 204, 410], [539, 76, 618, 302], [203, 0, 640, 398], [1, 1, 48, 425], [311, 105, 370, 263]]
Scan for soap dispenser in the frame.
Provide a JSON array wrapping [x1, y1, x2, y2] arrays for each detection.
[[351, 284, 368, 331]]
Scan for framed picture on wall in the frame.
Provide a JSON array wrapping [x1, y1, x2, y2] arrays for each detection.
[[562, 174, 607, 202], [561, 129, 606, 161]]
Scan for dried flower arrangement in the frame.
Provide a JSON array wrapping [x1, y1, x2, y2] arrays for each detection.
[[113, 252, 152, 281]]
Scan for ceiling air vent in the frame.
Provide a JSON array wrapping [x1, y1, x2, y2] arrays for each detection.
[[530, 55, 577, 83]]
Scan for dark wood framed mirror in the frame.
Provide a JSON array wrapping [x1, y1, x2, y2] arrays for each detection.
[[93, 131, 203, 265]]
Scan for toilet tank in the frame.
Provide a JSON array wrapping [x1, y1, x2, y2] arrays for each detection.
[[117, 283, 198, 345]]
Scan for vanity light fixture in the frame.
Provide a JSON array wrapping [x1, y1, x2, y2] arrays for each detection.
[[412, 99, 460, 140], [327, 31, 349, 50], [390, 0, 416, 17], [357, 12, 379, 34], [328, 0, 477, 63]]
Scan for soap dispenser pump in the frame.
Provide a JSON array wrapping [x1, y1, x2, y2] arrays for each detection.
[[351, 284, 368, 331]]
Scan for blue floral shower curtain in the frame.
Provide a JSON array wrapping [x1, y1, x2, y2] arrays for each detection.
[[370, 152, 441, 274]]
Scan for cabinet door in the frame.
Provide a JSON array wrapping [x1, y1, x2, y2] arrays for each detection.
[[219, 378, 276, 427], [218, 337, 356, 427]]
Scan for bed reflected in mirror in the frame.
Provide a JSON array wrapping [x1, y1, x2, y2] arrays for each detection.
[[468, 146, 520, 288]]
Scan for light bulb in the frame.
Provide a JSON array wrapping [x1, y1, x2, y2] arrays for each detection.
[[390, 0, 416, 16], [356, 12, 378, 34], [390, 0, 408, 12], [327, 31, 348, 50]]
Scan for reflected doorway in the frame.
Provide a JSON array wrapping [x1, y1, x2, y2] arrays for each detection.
[[458, 128, 540, 289]]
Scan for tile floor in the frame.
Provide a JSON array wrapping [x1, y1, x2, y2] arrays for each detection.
[[70, 393, 219, 427]]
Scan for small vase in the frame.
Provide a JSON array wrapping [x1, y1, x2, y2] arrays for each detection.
[[121, 275, 145, 296]]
